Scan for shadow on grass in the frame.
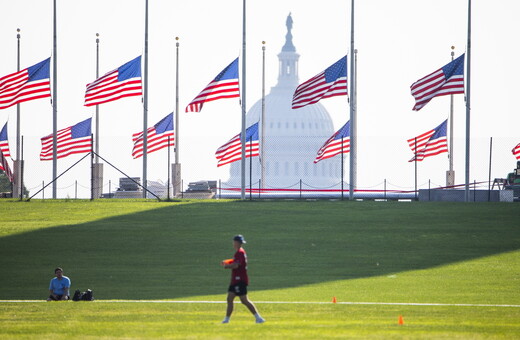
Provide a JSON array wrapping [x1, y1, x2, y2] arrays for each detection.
[[0, 200, 518, 299]]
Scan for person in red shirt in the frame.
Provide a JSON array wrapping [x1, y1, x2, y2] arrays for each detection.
[[221, 234, 265, 324]]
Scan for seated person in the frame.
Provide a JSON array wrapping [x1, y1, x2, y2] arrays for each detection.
[[47, 267, 71, 301]]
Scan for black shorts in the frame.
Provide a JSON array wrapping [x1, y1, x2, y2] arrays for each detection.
[[48, 294, 69, 301], [228, 282, 248, 296]]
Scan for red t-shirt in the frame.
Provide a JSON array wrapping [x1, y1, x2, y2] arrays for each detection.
[[231, 248, 249, 285]]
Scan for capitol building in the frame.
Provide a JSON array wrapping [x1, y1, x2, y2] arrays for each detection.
[[225, 14, 342, 190]]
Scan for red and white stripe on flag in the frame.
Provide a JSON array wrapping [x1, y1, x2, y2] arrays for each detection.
[[84, 69, 142, 106], [185, 58, 240, 113], [0, 140, 10, 159], [314, 137, 350, 163], [407, 130, 448, 162], [215, 135, 259, 167], [410, 54, 465, 111], [513, 143, 520, 160], [185, 79, 240, 113], [0, 149, 13, 182], [0, 59, 51, 110], [40, 128, 92, 161], [84, 56, 142, 107], [132, 128, 175, 159], [292, 56, 348, 109]]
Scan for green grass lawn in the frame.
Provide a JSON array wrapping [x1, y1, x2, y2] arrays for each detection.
[[1, 302, 518, 339], [0, 199, 519, 339]]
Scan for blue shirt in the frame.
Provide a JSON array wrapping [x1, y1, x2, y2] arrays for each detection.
[[49, 276, 71, 295]]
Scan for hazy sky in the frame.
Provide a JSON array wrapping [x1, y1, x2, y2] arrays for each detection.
[[0, 0, 518, 198]]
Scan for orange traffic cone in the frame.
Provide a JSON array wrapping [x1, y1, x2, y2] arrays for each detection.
[[398, 315, 404, 325], [332, 296, 337, 303]]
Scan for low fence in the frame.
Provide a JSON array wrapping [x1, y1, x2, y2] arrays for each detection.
[[217, 180, 495, 200], [12, 178, 507, 201]]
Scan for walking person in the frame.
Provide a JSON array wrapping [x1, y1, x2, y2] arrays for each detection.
[[221, 234, 265, 324]]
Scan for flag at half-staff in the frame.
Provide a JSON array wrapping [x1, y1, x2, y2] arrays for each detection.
[[215, 122, 259, 167], [512, 143, 520, 160], [0, 57, 51, 110], [185, 58, 240, 113], [408, 120, 448, 162], [0, 122, 11, 159], [292, 55, 347, 109], [84, 56, 142, 106], [132, 113, 175, 159], [314, 120, 350, 163], [40, 118, 92, 160], [0, 148, 13, 182], [410, 54, 465, 111]]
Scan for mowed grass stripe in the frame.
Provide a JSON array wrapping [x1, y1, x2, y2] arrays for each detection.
[[1, 302, 519, 339], [2, 300, 520, 308], [0, 200, 518, 301]]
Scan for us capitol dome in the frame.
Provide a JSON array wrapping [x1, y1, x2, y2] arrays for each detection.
[[225, 14, 342, 189]]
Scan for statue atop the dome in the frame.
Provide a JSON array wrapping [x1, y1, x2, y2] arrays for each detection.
[[282, 13, 296, 52]]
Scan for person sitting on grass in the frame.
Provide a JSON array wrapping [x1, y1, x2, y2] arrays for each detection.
[[221, 234, 265, 324], [47, 267, 70, 301]]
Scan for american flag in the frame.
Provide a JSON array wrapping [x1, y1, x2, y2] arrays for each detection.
[[40, 118, 92, 161], [84, 56, 142, 107], [0, 148, 13, 182], [292, 55, 348, 109], [512, 143, 520, 160], [185, 58, 240, 112], [132, 113, 175, 159], [0, 58, 51, 110], [215, 122, 259, 167], [314, 120, 350, 163], [410, 54, 465, 111], [408, 120, 448, 162], [0, 122, 10, 159]]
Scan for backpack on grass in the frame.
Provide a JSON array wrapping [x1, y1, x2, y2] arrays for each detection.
[[72, 289, 94, 301]]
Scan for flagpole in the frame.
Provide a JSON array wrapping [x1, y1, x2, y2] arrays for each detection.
[[168, 136, 171, 201], [240, 0, 247, 200], [95, 33, 100, 163], [349, 0, 356, 200], [14, 28, 21, 199], [173, 37, 180, 197], [143, 0, 149, 198], [52, 0, 58, 199], [464, 0, 471, 202], [341, 142, 344, 200], [249, 135, 252, 201], [415, 137, 418, 200], [92, 33, 104, 199], [447, 46, 455, 187], [20, 136, 24, 200], [354, 49, 358, 195], [261, 41, 266, 190], [90, 134, 94, 201]]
